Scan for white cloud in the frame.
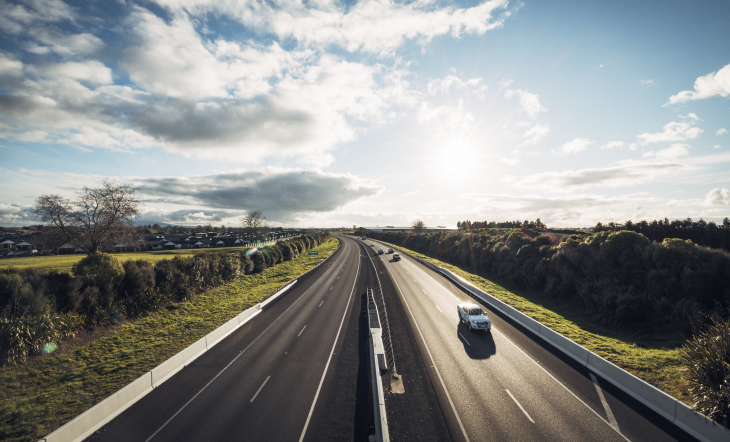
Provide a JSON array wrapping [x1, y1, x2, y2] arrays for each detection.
[[715, 145, 722, 149], [636, 116, 703, 145], [552, 137, 593, 155], [154, 0, 512, 56], [718, 128, 728, 136], [417, 99, 474, 131], [504, 88, 546, 117], [601, 141, 625, 150], [427, 75, 487, 97], [640, 79, 653, 86], [0, 56, 23, 77], [501, 157, 519, 166], [28, 61, 113, 85], [522, 123, 550, 145], [642, 143, 690, 160], [667, 63, 730, 104], [705, 188, 730, 205]]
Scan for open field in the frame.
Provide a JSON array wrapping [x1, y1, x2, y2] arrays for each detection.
[[0, 238, 339, 442], [376, 239, 690, 406], [0, 247, 255, 274]]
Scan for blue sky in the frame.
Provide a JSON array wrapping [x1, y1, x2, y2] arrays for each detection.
[[0, 0, 728, 228]]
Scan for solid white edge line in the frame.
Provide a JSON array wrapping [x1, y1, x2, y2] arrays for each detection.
[[591, 373, 620, 431], [145, 240, 345, 442], [319, 301, 323, 307], [383, 261, 471, 442], [298, 325, 307, 337], [298, 239, 361, 442], [397, 249, 632, 442], [458, 332, 471, 346], [250, 376, 271, 402], [436, 305, 443, 313], [506, 389, 535, 424]]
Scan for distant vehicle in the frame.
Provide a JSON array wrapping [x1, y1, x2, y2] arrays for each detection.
[[362, 236, 367, 240], [457, 304, 491, 332], [387, 248, 394, 253], [378, 249, 384, 255], [370, 243, 374, 246], [392, 253, 401, 261]]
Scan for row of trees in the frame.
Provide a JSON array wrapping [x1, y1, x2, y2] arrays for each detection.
[[367, 229, 730, 331], [594, 217, 730, 251], [0, 233, 329, 365], [457, 219, 547, 231]]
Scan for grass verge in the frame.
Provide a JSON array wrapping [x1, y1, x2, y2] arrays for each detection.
[[0, 247, 260, 274], [0, 238, 339, 442], [378, 239, 690, 406]]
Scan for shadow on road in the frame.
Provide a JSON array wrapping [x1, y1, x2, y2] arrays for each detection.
[[457, 322, 496, 360]]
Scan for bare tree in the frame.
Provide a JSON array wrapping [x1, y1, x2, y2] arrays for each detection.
[[34, 180, 140, 254], [412, 219, 426, 233], [242, 210, 268, 237]]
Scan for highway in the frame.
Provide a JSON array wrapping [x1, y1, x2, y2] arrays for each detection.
[[88, 236, 373, 442], [364, 238, 697, 442]]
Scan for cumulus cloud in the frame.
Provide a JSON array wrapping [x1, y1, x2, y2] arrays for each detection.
[[154, 0, 512, 56], [718, 128, 728, 136], [705, 188, 730, 205], [552, 137, 593, 155], [0, 203, 35, 224], [417, 99, 474, 131], [640, 79, 653, 86], [134, 167, 383, 221], [636, 115, 703, 145], [667, 63, 730, 104], [521, 123, 550, 146], [504, 88, 546, 117]]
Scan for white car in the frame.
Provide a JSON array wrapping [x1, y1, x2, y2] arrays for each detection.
[[370, 242, 375, 246], [457, 304, 491, 331]]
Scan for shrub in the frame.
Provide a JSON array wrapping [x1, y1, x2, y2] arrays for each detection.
[[680, 318, 730, 423]]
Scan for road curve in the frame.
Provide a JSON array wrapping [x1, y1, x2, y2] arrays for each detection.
[[363, 237, 697, 442], [88, 236, 369, 442]]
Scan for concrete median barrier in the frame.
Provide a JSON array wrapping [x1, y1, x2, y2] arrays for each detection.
[[537, 325, 589, 366], [206, 316, 241, 349], [44, 372, 154, 442], [675, 402, 730, 442], [587, 352, 677, 422], [152, 337, 208, 387]]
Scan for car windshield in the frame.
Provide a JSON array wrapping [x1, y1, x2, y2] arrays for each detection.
[[468, 308, 484, 316]]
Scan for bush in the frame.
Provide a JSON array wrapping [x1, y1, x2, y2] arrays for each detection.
[[680, 318, 730, 423]]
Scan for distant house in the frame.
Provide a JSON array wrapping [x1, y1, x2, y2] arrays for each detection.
[[0, 240, 14, 250]]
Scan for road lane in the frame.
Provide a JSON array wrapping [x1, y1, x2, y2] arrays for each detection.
[[89, 236, 366, 442], [364, 237, 696, 442]]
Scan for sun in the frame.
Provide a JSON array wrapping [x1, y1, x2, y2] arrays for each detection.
[[434, 139, 479, 177]]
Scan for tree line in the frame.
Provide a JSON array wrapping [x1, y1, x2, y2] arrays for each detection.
[[594, 217, 730, 251], [0, 233, 329, 365], [457, 219, 547, 231]]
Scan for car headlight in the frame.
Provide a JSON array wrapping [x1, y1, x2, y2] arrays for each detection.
[[472, 320, 478, 324]]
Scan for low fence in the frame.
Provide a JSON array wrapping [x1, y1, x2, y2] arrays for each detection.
[[40, 238, 342, 442], [367, 287, 390, 442], [388, 244, 729, 442]]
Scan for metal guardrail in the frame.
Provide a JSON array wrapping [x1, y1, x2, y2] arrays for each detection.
[[362, 246, 398, 378]]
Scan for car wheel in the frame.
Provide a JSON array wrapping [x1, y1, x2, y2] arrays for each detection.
[[468, 322, 472, 331]]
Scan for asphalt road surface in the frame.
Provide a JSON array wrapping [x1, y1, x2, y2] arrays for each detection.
[[88, 236, 372, 442], [364, 237, 697, 442]]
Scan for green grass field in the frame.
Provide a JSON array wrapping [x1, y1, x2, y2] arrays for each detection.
[[0, 238, 339, 442], [377, 239, 690, 406], [0, 247, 254, 274]]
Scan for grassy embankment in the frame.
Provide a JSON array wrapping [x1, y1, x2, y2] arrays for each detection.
[[378, 239, 689, 405], [0, 247, 252, 274], [0, 238, 339, 442]]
